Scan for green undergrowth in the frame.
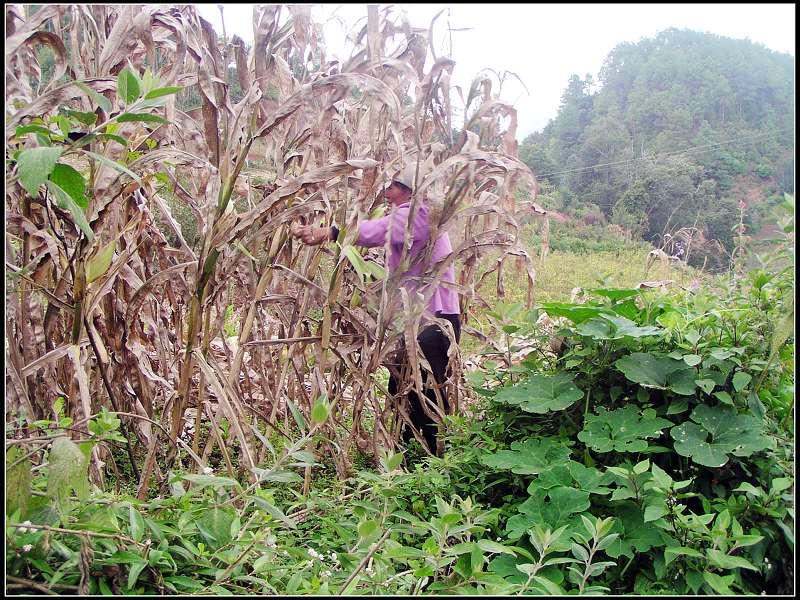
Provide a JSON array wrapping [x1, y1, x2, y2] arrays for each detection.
[[6, 198, 794, 595], [7, 255, 793, 594]]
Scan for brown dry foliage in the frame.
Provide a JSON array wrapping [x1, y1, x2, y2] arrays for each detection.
[[5, 4, 539, 493]]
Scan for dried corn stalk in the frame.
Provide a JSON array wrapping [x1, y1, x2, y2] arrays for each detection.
[[5, 4, 537, 490]]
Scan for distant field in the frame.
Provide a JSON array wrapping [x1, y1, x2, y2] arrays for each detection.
[[463, 244, 708, 355]]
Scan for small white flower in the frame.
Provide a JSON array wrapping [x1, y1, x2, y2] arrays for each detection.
[[22, 544, 33, 553], [202, 466, 214, 475], [320, 570, 332, 579], [18, 520, 32, 534], [143, 539, 152, 547]]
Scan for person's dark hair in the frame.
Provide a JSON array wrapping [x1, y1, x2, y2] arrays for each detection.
[[392, 181, 412, 193]]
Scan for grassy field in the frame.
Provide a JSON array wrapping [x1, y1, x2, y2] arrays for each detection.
[[462, 243, 708, 355]]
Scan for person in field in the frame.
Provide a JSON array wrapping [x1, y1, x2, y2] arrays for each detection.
[[290, 166, 460, 456]]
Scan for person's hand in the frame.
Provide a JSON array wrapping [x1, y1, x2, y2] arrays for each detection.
[[290, 223, 330, 246]]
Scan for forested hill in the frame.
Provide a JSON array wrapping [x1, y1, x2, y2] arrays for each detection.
[[519, 28, 794, 268]]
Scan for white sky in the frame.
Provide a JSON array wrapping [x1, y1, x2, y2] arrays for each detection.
[[196, 3, 795, 141]]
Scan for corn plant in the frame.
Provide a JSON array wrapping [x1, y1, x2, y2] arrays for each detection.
[[5, 4, 538, 497]]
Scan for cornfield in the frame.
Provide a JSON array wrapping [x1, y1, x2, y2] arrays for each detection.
[[6, 4, 543, 497]]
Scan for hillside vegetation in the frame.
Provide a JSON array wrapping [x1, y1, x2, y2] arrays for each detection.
[[520, 28, 794, 270]]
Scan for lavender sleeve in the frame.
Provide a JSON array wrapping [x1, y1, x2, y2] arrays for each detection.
[[355, 215, 391, 247], [356, 205, 429, 248]]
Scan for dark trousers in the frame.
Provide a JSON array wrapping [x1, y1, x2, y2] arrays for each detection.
[[388, 313, 461, 455]]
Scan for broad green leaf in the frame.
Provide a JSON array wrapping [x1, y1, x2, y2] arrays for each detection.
[[694, 378, 716, 394], [145, 85, 184, 99], [477, 539, 517, 555], [76, 81, 112, 113], [571, 542, 589, 562], [666, 398, 688, 415], [643, 505, 667, 522], [771, 478, 792, 494], [196, 506, 235, 549], [493, 373, 583, 414], [181, 473, 239, 489], [164, 575, 205, 591], [671, 405, 774, 467], [714, 509, 731, 532], [575, 314, 662, 340], [706, 548, 758, 571], [663, 545, 704, 565], [603, 503, 670, 559], [532, 574, 566, 595], [733, 482, 763, 496], [127, 561, 147, 590], [709, 348, 736, 360], [17, 146, 63, 196], [63, 109, 98, 126], [505, 486, 590, 545], [649, 462, 673, 489], [714, 390, 733, 405], [539, 302, 607, 324], [117, 67, 141, 104], [481, 437, 572, 475], [56, 114, 71, 136], [117, 112, 168, 124], [682, 354, 702, 366], [49, 163, 89, 209], [128, 505, 145, 541], [732, 371, 752, 392], [288, 450, 317, 466], [685, 570, 704, 594], [310, 397, 329, 424], [47, 436, 90, 513], [585, 287, 641, 302], [86, 241, 116, 284], [253, 468, 303, 484], [615, 352, 695, 395], [6, 447, 32, 517], [251, 496, 297, 528], [671, 422, 729, 468], [578, 406, 672, 453], [386, 452, 403, 471], [285, 397, 306, 432], [684, 330, 701, 346], [358, 519, 379, 539], [532, 460, 613, 496], [15, 124, 53, 138], [99, 133, 129, 147], [342, 244, 385, 280]]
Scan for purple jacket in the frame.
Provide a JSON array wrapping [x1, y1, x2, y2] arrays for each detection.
[[356, 202, 460, 315]]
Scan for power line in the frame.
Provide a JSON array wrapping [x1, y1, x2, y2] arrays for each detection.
[[533, 129, 788, 181]]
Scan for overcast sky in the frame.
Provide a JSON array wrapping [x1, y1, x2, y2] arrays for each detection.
[[196, 3, 795, 141]]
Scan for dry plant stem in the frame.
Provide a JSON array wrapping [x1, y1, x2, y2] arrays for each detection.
[[202, 402, 237, 478], [6, 576, 59, 595], [7, 576, 78, 593], [137, 427, 162, 501], [7, 523, 148, 548], [82, 314, 139, 479], [338, 529, 392, 594]]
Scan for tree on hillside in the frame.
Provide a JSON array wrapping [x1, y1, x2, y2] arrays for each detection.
[[520, 28, 794, 266]]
